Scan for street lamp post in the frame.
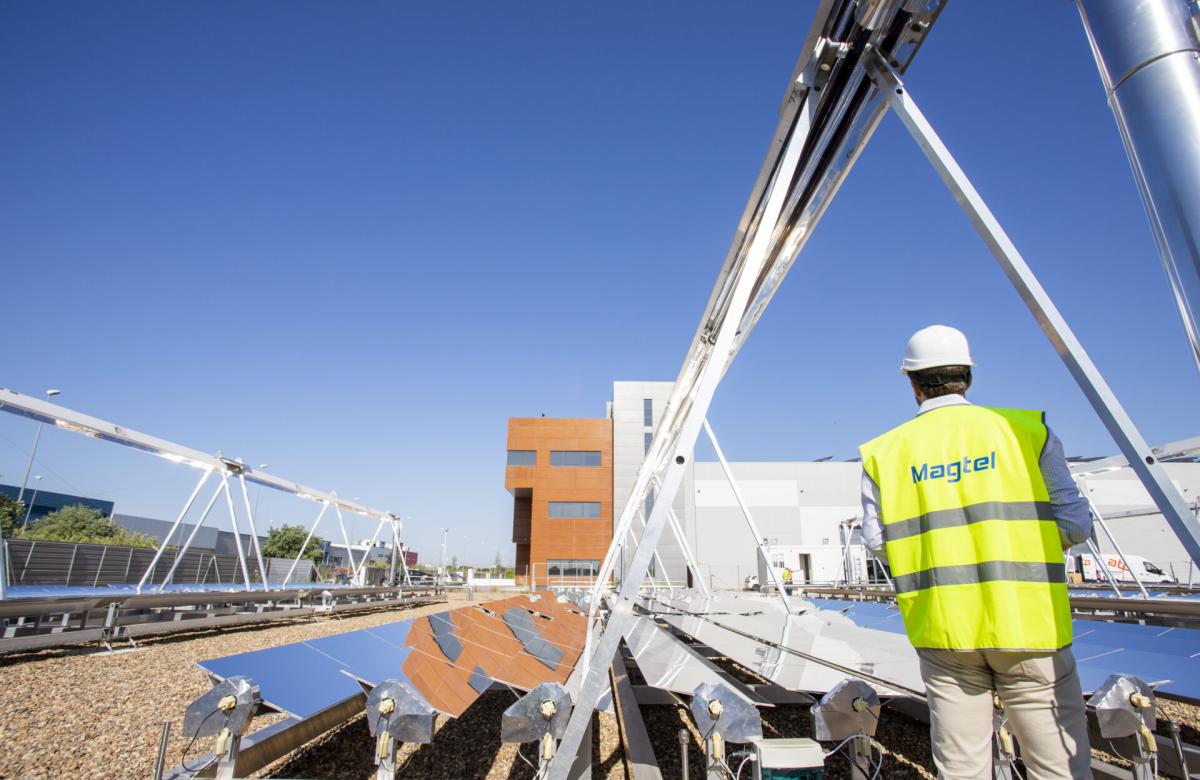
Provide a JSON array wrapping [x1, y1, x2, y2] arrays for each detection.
[[441, 527, 449, 586], [17, 389, 60, 505], [22, 476, 43, 527]]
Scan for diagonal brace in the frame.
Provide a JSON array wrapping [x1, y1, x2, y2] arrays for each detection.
[[863, 48, 1200, 567]]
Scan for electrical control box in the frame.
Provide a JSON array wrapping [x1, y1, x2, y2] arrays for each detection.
[[753, 737, 826, 780]]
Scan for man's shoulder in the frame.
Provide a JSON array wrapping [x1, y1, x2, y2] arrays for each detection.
[[859, 415, 923, 454]]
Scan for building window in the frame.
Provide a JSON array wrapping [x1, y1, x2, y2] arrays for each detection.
[[547, 559, 601, 578], [644, 432, 653, 454], [550, 450, 601, 467], [644, 489, 655, 518], [643, 398, 653, 427], [548, 501, 601, 519], [507, 450, 537, 466]]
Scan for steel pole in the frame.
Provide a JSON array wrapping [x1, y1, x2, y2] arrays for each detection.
[[1085, 493, 1152, 598], [865, 49, 1200, 567], [16, 422, 42, 505], [551, 81, 817, 779], [1085, 537, 1125, 597], [1076, 0, 1200, 374], [389, 521, 398, 585], [236, 473, 270, 591], [704, 418, 793, 612], [156, 479, 225, 590], [333, 502, 360, 584], [20, 480, 41, 528], [220, 476, 253, 590], [282, 501, 329, 587]]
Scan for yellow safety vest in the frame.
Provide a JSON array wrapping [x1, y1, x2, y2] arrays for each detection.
[[859, 405, 1071, 651]]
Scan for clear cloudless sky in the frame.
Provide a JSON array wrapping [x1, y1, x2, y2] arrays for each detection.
[[2, 1, 1197, 565]]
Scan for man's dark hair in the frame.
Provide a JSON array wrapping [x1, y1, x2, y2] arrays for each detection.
[[910, 365, 972, 399]]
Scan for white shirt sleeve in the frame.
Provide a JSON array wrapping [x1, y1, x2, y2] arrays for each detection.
[[860, 469, 887, 564], [1040, 426, 1093, 548]]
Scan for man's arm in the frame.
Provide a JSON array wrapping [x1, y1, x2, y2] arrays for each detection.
[[860, 469, 888, 564], [1041, 426, 1093, 549]]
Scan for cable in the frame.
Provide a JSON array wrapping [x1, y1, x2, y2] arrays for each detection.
[[179, 707, 229, 772], [734, 752, 757, 780], [513, 743, 539, 773]]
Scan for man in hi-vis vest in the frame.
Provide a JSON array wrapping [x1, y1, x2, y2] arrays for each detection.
[[860, 325, 1093, 780]]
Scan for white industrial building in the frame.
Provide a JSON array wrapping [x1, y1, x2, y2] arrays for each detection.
[[610, 381, 1200, 590]]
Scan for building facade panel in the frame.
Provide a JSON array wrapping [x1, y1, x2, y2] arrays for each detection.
[[505, 417, 613, 584], [611, 381, 694, 585]]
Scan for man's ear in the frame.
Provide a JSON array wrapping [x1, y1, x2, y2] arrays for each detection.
[[909, 376, 925, 405]]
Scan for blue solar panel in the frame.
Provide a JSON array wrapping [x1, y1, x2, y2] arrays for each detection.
[[364, 620, 414, 648], [307, 631, 412, 687], [2, 581, 370, 600], [199, 642, 362, 718], [810, 597, 1200, 700], [1074, 624, 1200, 657]]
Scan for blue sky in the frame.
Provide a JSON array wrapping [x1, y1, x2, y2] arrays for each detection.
[[2, 2, 1196, 566]]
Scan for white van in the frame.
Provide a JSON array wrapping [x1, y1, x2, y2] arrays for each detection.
[[1072, 552, 1175, 584]]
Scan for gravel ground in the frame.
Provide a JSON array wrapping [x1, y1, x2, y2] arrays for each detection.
[[0, 593, 489, 780], [267, 691, 628, 780], [2, 599, 1198, 779]]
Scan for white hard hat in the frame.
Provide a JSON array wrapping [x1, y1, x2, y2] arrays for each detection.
[[901, 325, 973, 374]]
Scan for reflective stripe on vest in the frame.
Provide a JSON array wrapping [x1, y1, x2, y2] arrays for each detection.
[[859, 405, 1073, 651]]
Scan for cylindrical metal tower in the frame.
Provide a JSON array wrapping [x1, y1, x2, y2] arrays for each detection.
[[1077, 0, 1200, 374]]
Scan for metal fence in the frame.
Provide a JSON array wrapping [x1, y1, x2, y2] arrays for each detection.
[[3, 539, 260, 587]]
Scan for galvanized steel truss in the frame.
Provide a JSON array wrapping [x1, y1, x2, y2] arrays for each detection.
[[551, 1, 1200, 774]]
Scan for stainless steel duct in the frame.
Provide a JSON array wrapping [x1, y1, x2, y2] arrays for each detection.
[[1077, 0, 1200, 374]]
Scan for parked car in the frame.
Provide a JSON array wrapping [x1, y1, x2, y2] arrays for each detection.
[[744, 574, 760, 591]]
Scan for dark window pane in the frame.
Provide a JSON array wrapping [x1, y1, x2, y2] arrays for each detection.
[[550, 450, 602, 467], [644, 432, 653, 454], [507, 450, 536, 466], [643, 398, 653, 427], [548, 501, 601, 519]]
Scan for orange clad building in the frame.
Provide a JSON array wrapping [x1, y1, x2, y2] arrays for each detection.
[[505, 417, 613, 585]]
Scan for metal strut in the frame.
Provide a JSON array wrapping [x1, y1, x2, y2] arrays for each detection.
[[862, 48, 1200, 567]]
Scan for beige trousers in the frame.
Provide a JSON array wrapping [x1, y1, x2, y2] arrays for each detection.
[[917, 647, 1093, 780]]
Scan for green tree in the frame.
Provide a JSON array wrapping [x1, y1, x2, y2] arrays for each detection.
[[261, 524, 325, 565], [0, 495, 25, 538], [17, 504, 158, 547]]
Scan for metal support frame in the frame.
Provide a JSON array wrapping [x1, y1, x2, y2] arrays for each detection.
[[863, 49, 1200, 567], [282, 501, 330, 587], [556, 8, 1200, 773], [1079, 483, 1152, 598], [555, 34, 821, 774], [156, 477, 227, 590], [332, 501, 362, 586], [660, 494, 709, 598], [703, 418, 792, 612], [219, 475, 254, 590], [390, 520, 412, 586], [136, 469, 214, 593], [236, 472, 270, 592], [0, 388, 407, 594], [1085, 536, 1125, 598], [634, 510, 672, 594]]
